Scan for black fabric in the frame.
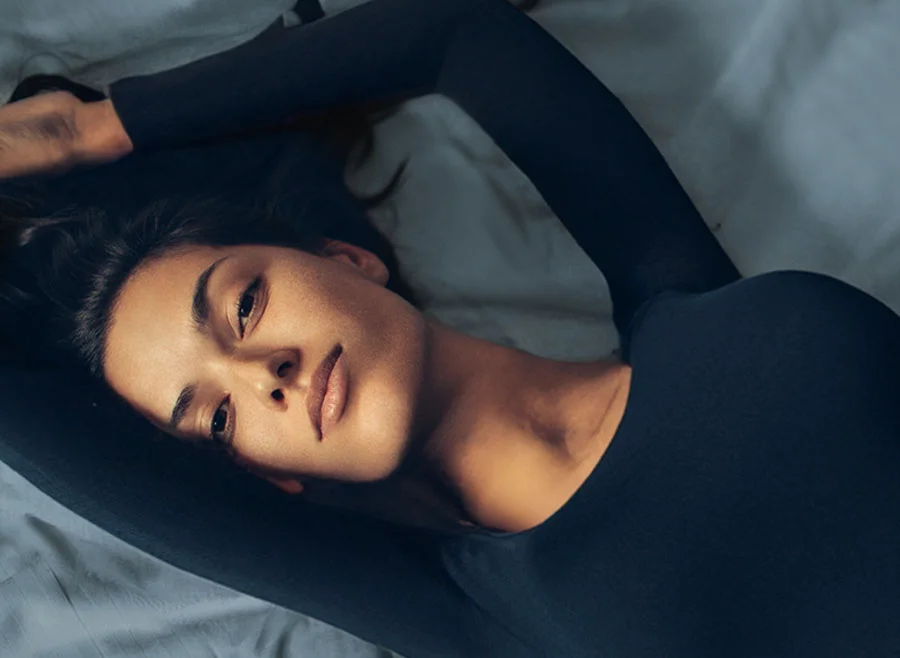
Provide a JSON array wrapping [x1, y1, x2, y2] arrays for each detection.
[[2, 1, 899, 656], [7, 74, 107, 103], [293, 0, 325, 24], [444, 272, 900, 657], [110, 0, 740, 338]]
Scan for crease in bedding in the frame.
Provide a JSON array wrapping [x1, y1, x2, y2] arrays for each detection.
[[2, 0, 900, 656]]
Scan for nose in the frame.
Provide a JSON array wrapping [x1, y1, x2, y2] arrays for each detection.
[[236, 349, 299, 407]]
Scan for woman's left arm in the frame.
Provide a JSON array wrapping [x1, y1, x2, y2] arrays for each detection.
[[6, 0, 737, 331], [106, 0, 739, 335]]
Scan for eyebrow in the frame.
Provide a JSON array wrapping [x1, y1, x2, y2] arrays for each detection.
[[169, 255, 229, 432], [168, 383, 196, 432], [192, 256, 229, 330]]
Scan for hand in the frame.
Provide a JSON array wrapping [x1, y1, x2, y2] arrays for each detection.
[[0, 91, 81, 178], [0, 91, 132, 180]]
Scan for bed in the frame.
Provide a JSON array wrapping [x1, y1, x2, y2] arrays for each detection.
[[2, 0, 899, 655]]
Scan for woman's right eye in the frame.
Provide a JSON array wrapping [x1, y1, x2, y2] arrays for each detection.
[[210, 398, 230, 444], [236, 277, 262, 338]]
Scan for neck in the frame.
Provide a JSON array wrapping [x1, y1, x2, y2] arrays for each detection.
[[407, 319, 629, 531]]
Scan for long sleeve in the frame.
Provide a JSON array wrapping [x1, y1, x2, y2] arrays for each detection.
[[110, 0, 740, 336], [14, 1, 747, 656], [0, 364, 530, 658]]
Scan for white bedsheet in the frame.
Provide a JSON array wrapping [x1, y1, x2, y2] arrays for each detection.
[[2, 0, 899, 656]]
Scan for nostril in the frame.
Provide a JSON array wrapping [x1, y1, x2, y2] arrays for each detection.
[[277, 361, 292, 378], [271, 389, 284, 402]]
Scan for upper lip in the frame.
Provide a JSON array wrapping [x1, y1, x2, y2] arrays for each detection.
[[306, 344, 342, 439]]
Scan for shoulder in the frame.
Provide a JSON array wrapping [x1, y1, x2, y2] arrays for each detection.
[[463, 462, 577, 535], [635, 270, 898, 336], [700, 271, 899, 345], [625, 270, 900, 366]]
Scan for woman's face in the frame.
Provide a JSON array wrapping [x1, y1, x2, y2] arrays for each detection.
[[103, 242, 429, 492]]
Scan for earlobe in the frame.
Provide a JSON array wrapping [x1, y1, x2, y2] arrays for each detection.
[[267, 477, 304, 495], [238, 459, 304, 494]]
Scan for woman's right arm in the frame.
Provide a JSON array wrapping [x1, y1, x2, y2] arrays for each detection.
[[107, 0, 741, 335]]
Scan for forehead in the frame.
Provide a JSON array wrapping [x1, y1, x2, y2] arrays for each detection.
[[103, 245, 223, 422]]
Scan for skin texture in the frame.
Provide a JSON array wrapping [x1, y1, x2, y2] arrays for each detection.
[[0, 95, 131, 179], [0, 0, 641, 535], [0, 91, 81, 178], [104, 242, 429, 493], [104, 240, 633, 531], [0, 94, 632, 531]]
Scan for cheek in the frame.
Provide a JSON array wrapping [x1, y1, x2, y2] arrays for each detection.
[[297, 262, 388, 327], [229, 406, 314, 474], [270, 265, 369, 342]]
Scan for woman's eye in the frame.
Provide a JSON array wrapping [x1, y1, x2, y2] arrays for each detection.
[[236, 277, 261, 336], [210, 398, 229, 444]]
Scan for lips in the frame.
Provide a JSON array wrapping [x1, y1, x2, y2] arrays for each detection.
[[306, 344, 347, 441]]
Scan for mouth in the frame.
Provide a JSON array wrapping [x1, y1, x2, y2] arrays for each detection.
[[306, 344, 347, 441]]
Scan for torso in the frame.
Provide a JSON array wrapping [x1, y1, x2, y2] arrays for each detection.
[[442, 272, 900, 658]]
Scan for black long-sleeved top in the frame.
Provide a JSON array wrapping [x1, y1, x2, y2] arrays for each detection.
[[1, 1, 899, 656]]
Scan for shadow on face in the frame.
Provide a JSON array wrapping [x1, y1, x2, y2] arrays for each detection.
[[103, 242, 430, 494]]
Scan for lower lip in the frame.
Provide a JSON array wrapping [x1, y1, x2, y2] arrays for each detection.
[[320, 349, 348, 440]]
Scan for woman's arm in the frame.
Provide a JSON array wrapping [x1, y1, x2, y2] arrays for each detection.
[[108, 0, 740, 334], [0, 3, 738, 655], [0, 90, 131, 180]]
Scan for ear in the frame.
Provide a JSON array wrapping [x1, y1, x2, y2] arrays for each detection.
[[253, 468, 304, 494], [237, 459, 304, 495], [264, 475, 304, 495], [321, 239, 389, 286]]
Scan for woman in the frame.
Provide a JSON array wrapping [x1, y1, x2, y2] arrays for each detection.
[[1, 1, 899, 656]]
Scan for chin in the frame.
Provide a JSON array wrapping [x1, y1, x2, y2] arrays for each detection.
[[357, 423, 416, 483], [327, 387, 411, 484], [366, 455, 406, 484], [359, 353, 425, 477], [335, 301, 426, 483]]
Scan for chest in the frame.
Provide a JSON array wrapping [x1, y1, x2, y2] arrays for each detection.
[[442, 280, 900, 656]]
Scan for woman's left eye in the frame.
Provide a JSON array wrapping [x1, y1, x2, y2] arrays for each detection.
[[236, 277, 262, 337]]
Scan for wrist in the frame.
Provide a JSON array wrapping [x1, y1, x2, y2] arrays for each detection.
[[74, 99, 134, 165]]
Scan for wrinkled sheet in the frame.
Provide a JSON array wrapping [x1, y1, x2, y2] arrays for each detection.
[[2, 0, 900, 656]]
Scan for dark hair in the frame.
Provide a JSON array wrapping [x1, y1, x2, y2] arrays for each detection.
[[0, 108, 413, 374], [0, 0, 552, 368], [0, 120, 474, 531]]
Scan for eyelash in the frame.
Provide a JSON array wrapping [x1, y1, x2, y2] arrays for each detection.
[[210, 395, 232, 446], [235, 276, 262, 338], [208, 277, 262, 446]]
